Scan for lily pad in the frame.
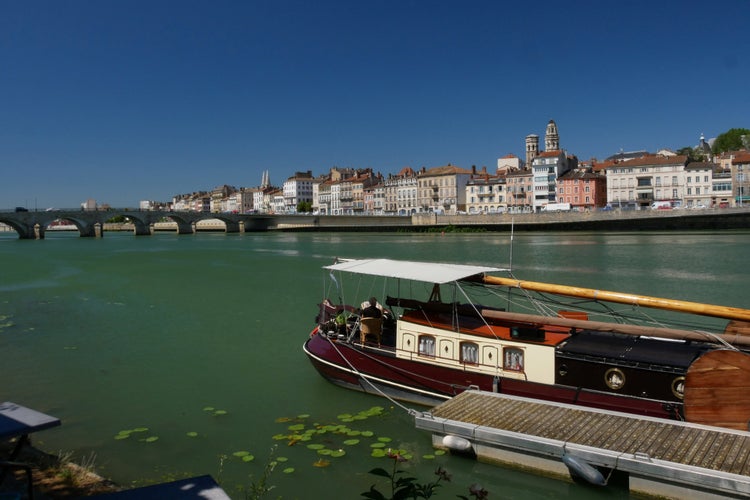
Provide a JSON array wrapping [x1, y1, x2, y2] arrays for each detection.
[[241, 455, 255, 462], [329, 449, 346, 458], [312, 459, 330, 468], [282, 467, 295, 474], [297, 414, 310, 419], [377, 437, 392, 443], [276, 456, 288, 462], [371, 449, 386, 458], [370, 442, 386, 448], [232, 451, 250, 457], [343, 439, 360, 446], [144, 436, 159, 443], [423, 454, 436, 460], [288, 424, 305, 431], [306, 444, 324, 450], [186, 432, 198, 438], [213, 410, 227, 416], [361, 431, 374, 437], [202, 407, 215, 412]]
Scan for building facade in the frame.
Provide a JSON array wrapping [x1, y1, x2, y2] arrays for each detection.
[[604, 155, 689, 209], [417, 165, 472, 214]]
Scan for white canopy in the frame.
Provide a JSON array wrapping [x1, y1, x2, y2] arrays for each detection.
[[324, 258, 506, 284]]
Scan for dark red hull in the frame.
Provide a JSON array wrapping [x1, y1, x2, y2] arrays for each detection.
[[303, 328, 680, 419]]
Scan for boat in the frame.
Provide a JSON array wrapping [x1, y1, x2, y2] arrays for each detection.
[[303, 258, 750, 431]]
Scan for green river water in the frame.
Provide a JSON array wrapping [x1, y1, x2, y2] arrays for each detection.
[[1, 229, 748, 499]]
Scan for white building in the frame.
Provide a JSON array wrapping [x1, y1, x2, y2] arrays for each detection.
[[604, 154, 689, 209], [283, 171, 314, 213], [531, 150, 571, 211]]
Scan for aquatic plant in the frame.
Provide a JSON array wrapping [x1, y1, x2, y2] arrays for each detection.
[[361, 450, 489, 499]]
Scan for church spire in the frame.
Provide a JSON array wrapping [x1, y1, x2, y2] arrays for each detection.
[[545, 119, 559, 151]]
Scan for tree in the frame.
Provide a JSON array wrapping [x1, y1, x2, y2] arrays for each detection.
[[712, 128, 750, 154], [296, 201, 312, 213], [676, 146, 705, 162]]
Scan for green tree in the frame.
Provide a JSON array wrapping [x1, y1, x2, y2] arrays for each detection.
[[296, 201, 312, 213], [712, 128, 750, 154], [676, 146, 706, 161]]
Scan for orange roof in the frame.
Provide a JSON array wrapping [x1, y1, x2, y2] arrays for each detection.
[[421, 165, 472, 175], [732, 152, 750, 164], [537, 150, 562, 158], [602, 154, 688, 169]]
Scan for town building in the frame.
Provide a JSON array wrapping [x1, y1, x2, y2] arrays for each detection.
[[557, 168, 607, 211], [603, 154, 689, 209], [383, 167, 418, 215], [503, 169, 533, 213], [283, 171, 315, 213], [683, 162, 713, 209], [531, 150, 573, 211], [733, 152, 750, 207], [417, 165, 472, 214], [465, 166, 506, 214]]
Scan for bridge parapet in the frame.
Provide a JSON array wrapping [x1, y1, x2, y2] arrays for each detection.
[[0, 210, 275, 239]]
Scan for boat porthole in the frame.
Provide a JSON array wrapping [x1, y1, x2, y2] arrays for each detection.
[[671, 376, 685, 399], [604, 368, 625, 390], [558, 365, 568, 377]]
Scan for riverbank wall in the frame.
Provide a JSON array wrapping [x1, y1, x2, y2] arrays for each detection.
[[278, 208, 750, 232]]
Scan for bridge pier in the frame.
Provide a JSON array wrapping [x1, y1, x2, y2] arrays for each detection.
[[78, 223, 98, 237], [34, 224, 45, 240], [132, 222, 151, 236], [175, 221, 194, 235], [225, 221, 240, 233]]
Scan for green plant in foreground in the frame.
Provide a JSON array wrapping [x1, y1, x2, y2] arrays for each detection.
[[361, 449, 489, 499], [244, 446, 279, 500]]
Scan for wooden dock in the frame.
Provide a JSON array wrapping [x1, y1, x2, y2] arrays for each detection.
[[414, 390, 750, 499]]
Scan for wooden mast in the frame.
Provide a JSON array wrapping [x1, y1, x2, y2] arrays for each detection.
[[481, 275, 750, 323]]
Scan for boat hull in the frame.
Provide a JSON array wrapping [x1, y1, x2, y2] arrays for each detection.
[[303, 328, 679, 419]]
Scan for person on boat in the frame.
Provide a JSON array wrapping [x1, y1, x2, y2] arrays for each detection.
[[361, 297, 383, 319]]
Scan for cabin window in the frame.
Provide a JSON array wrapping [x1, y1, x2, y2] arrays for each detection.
[[460, 342, 479, 365], [503, 347, 524, 372], [418, 336, 436, 357]]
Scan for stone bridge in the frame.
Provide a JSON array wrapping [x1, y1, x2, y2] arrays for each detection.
[[0, 210, 275, 239]]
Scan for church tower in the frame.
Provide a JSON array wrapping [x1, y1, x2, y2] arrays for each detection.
[[525, 134, 539, 168], [545, 120, 559, 151]]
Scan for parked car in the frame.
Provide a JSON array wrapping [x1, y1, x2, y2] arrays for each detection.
[[14, 207, 28, 212]]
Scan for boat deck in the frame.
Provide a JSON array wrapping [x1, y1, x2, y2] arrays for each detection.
[[415, 390, 750, 498]]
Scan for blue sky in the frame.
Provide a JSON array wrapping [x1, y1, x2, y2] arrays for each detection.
[[2, 1, 748, 209]]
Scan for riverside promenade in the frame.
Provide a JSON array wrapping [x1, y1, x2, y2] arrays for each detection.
[[1, 207, 749, 238]]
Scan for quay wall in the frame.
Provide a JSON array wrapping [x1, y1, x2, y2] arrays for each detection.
[[411, 209, 750, 232], [279, 209, 749, 232]]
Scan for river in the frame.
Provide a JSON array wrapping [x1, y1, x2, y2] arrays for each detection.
[[1, 229, 748, 499]]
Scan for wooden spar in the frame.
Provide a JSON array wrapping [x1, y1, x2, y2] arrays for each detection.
[[480, 275, 750, 323], [480, 309, 750, 347]]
